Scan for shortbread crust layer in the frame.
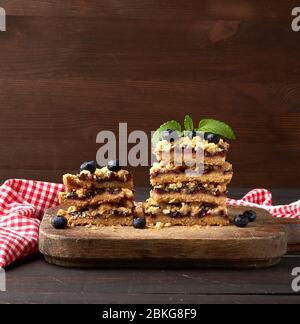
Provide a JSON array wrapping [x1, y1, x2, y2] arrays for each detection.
[[146, 214, 230, 227], [150, 171, 233, 186], [150, 190, 227, 205]]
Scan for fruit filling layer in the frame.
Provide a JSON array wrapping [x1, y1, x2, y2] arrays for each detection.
[[59, 188, 134, 207], [144, 198, 227, 218], [153, 182, 227, 196], [65, 188, 131, 200], [57, 200, 134, 218]]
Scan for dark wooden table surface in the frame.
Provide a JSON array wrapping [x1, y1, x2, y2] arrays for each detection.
[[1, 188, 300, 304]]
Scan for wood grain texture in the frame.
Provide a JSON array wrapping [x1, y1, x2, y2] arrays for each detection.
[[3, 186, 300, 304], [0, 1, 299, 187], [1, 255, 300, 304], [2, 0, 299, 22], [39, 206, 287, 269]]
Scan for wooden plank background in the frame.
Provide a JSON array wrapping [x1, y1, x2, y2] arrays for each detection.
[[0, 0, 299, 187]]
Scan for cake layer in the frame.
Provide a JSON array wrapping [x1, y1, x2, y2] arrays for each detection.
[[57, 201, 134, 226], [150, 190, 227, 205], [60, 199, 134, 214], [151, 181, 227, 204], [144, 198, 227, 218], [63, 166, 133, 191], [59, 188, 134, 208], [153, 181, 227, 195], [154, 150, 226, 166], [61, 213, 133, 227], [150, 161, 233, 185]]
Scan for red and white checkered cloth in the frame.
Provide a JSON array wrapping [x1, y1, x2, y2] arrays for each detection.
[[227, 189, 300, 219], [0, 179, 64, 268], [0, 180, 299, 268]]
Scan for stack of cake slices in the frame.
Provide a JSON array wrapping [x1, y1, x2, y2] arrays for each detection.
[[144, 134, 233, 226], [57, 162, 135, 226]]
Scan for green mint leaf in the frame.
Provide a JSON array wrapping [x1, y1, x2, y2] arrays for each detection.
[[158, 120, 182, 132], [151, 120, 182, 146], [198, 119, 236, 140], [184, 115, 194, 131], [151, 130, 163, 147]]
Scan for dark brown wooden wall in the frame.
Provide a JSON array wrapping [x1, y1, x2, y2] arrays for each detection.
[[0, 0, 300, 188]]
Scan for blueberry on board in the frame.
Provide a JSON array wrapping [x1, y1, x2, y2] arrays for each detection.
[[107, 160, 121, 172], [80, 161, 97, 174], [243, 210, 257, 222], [51, 216, 68, 229], [234, 215, 249, 228], [133, 217, 146, 229], [204, 133, 221, 144]]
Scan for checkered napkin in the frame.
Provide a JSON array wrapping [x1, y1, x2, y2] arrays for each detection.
[[227, 189, 300, 219], [0, 181, 299, 268], [0, 179, 64, 268]]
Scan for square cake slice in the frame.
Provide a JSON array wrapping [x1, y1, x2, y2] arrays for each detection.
[[143, 198, 229, 227], [58, 162, 135, 227]]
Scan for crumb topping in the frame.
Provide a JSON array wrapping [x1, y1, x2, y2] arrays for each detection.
[[76, 166, 131, 183], [153, 182, 226, 195], [150, 161, 232, 175], [154, 136, 229, 154]]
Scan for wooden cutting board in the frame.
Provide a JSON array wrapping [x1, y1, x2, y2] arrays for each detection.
[[39, 205, 288, 269], [276, 218, 300, 252]]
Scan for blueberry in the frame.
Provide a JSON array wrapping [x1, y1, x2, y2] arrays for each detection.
[[161, 129, 179, 142], [161, 129, 172, 139], [204, 133, 221, 144], [186, 131, 197, 138], [234, 215, 249, 228], [133, 217, 146, 229], [51, 216, 68, 229], [243, 210, 257, 222], [67, 191, 78, 200], [171, 211, 182, 218], [107, 160, 121, 172], [80, 161, 97, 174]]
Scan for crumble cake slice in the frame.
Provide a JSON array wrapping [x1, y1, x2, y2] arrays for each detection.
[[143, 198, 229, 226], [57, 200, 135, 227], [59, 187, 134, 209], [150, 161, 233, 186], [57, 160, 135, 227], [153, 136, 229, 166], [63, 166, 133, 191], [150, 190, 227, 205]]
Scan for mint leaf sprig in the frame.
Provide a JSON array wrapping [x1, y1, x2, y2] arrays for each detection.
[[184, 115, 193, 131], [197, 119, 236, 140], [152, 116, 236, 146]]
